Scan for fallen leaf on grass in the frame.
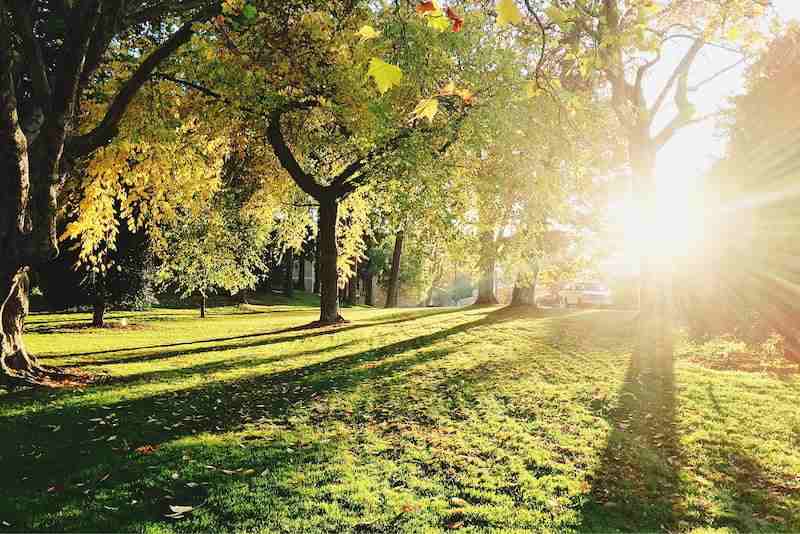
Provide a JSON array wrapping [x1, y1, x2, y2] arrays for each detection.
[[169, 505, 194, 514], [449, 497, 469, 507], [135, 445, 157, 455]]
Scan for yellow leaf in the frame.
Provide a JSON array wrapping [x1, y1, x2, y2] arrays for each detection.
[[367, 57, 403, 94], [427, 11, 450, 32], [410, 98, 439, 123], [496, 0, 522, 26], [355, 25, 380, 41], [440, 81, 456, 95]]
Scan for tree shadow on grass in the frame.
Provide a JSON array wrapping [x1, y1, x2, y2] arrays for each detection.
[[34, 307, 464, 364], [1, 307, 524, 531], [578, 315, 684, 532]]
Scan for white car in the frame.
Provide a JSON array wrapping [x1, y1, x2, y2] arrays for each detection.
[[559, 282, 613, 308]]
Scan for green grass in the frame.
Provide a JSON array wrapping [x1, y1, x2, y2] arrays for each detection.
[[2, 295, 799, 533]]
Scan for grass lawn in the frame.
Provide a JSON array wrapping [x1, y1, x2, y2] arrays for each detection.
[[1, 295, 799, 533]]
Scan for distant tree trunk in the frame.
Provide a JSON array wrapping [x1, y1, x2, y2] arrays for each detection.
[[510, 267, 538, 307], [92, 291, 106, 327], [363, 270, 374, 306], [296, 256, 305, 291], [317, 197, 343, 324], [385, 231, 404, 308], [346, 263, 358, 305], [200, 292, 207, 318], [476, 231, 499, 305], [313, 239, 321, 294], [284, 248, 294, 298]]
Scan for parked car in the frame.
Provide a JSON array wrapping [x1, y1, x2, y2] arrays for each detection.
[[559, 282, 613, 308]]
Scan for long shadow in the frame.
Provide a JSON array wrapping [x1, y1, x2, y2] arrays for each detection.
[[2, 306, 517, 487], [578, 316, 683, 532], [36, 307, 463, 363]]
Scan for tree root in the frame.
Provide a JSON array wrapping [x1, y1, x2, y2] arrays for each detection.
[[0, 359, 95, 389]]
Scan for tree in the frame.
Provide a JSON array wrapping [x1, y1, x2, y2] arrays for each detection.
[[519, 0, 771, 324], [0, 0, 219, 383], [681, 26, 800, 354], [155, 185, 270, 318], [183, 2, 503, 324]]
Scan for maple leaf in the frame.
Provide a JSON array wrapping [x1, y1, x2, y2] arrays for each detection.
[[415, 1, 437, 14], [410, 98, 439, 123], [427, 12, 451, 32], [355, 25, 380, 41], [367, 58, 403, 94], [446, 7, 464, 32], [496, 0, 523, 26]]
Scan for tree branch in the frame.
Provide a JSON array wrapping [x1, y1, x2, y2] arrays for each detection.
[[66, 4, 219, 158], [689, 56, 748, 92], [649, 38, 704, 117], [266, 108, 324, 200]]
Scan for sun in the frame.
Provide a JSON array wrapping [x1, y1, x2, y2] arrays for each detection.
[[618, 175, 707, 268]]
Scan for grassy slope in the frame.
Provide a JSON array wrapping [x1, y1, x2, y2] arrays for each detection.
[[1, 296, 798, 533]]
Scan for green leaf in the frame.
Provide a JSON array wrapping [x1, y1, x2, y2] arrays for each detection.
[[241, 4, 257, 20]]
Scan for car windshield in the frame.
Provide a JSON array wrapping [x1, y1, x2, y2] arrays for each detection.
[[582, 283, 606, 292]]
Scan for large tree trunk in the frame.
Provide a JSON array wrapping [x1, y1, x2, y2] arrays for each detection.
[[631, 138, 673, 372], [0, 268, 42, 382], [476, 231, 499, 305], [283, 248, 294, 298], [0, 37, 53, 384], [317, 197, 344, 324], [385, 230, 404, 308], [200, 293, 207, 319]]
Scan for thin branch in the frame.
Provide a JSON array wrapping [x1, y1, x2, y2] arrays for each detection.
[[522, 0, 548, 91], [689, 56, 748, 92]]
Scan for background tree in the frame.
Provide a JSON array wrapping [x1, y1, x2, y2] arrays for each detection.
[[155, 187, 269, 318], [679, 26, 800, 355], [517, 0, 771, 329], [184, 2, 510, 323]]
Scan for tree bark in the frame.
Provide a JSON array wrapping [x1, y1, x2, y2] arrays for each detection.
[[283, 248, 294, 298], [385, 230, 404, 308], [200, 293, 207, 319], [313, 239, 321, 294], [317, 197, 343, 323], [476, 231, 499, 305], [0, 268, 43, 383]]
